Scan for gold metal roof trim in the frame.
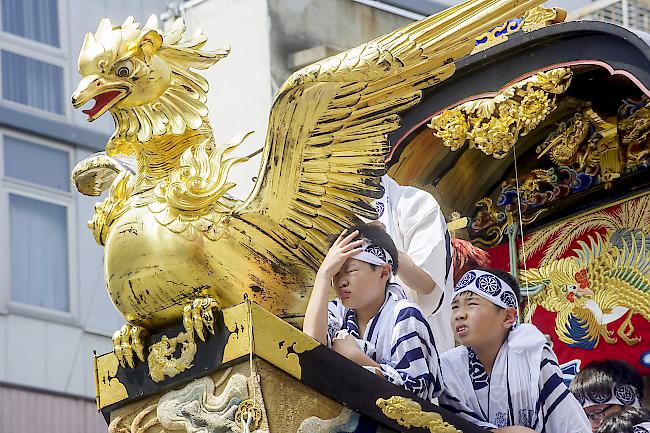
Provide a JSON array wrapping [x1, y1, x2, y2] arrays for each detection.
[[471, 5, 568, 55]]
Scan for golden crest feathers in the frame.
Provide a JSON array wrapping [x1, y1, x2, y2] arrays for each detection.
[[78, 15, 230, 149]]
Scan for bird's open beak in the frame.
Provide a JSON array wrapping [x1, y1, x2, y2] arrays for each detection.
[[72, 75, 129, 121]]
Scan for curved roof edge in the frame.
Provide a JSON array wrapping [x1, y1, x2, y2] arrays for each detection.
[[390, 20, 650, 155]]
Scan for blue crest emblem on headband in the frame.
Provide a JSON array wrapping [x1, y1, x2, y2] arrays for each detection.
[[375, 201, 385, 218], [366, 245, 386, 262], [614, 384, 637, 405], [455, 271, 476, 291], [500, 291, 517, 308], [476, 274, 502, 296], [588, 388, 612, 404]]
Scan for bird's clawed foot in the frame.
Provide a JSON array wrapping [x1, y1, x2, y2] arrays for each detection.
[[618, 310, 641, 346], [601, 326, 617, 344], [183, 297, 221, 342], [112, 324, 149, 368]]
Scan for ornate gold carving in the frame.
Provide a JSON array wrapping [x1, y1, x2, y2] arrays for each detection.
[[95, 352, 129, 409], [520, 6, 568, 32], [73, 15, 229, 146], [585, 109, 621, 185], [71, 152, 132, 197], [430, 110, 469, 151], [113, 324, 148, 368], [619, 100, 650, 171], [472, 19, 524, 55], [471, 198, 544, 247], [148, 135, 250, 241], [182, 297, 221, 342], [235, 399, 263, 431], [537, 112, 590, 165], [376, 396, 462, 433], [429, 68, 573, 158], [472, 6, 567, 54], [147, 331, 197, 382]]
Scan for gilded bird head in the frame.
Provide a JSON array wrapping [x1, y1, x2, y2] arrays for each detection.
[[72, 17, 171, 120], [72, 15, 229, 150]]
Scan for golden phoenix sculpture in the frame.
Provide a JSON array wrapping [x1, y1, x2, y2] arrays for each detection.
[[71, 0, 546, 367]]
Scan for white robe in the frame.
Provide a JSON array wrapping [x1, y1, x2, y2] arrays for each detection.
[[375, 175, 454, 353], [327, 284, 443, 400], [439, 324, 591, 433]]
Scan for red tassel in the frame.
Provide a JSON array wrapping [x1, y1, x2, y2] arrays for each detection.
[[451, 238, 491, 285]]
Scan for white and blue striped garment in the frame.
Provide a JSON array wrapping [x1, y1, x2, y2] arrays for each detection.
[[327, 284, 443, 400], [439, 324, 591, 433]]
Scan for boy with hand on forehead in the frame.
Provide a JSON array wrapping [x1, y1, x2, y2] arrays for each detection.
[[439, 269, 590, 433], [303, 223, 443, 400]]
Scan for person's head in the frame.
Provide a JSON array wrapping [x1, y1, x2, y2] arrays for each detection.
[[595, 407, 650, 433], [450, 268, 521, 350], [329, 223, 399, 311], [570, 359, 644, 431]]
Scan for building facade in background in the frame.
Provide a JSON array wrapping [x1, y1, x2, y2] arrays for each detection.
[[570, 0, 650, 32], [0, 0, 167, 431]]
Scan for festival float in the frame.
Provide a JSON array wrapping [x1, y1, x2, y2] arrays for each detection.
[[68, 0, 648, 431]]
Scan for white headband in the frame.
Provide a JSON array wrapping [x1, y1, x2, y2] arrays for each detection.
[[351, 241, 394, 268], [577, 383, 641, 409], [634, 422, 650, 433], [453, 269, 520, 313]]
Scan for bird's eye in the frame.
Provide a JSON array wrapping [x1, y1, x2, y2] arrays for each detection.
[[114, 60, 133, 78]]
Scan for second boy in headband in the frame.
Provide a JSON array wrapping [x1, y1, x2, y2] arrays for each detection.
[[303, 223, 443, 400], [439, 268, 590, 433]]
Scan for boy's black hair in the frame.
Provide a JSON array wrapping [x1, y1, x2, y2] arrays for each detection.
[[596, 407, 650, 433], [328, 223, 399, 275], [570, 359, 644, 404]]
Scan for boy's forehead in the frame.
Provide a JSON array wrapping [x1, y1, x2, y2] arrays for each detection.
[[452, 291, 484, 303], [340, 257, 369, 270]]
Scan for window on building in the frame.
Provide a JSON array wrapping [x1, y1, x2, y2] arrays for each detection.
[[1, 50, 64, 114], [9, 194, 69, 311], [1, 0, 60, 47], [4, 134, 69, 189], [2, 133, 73, 313], [0, 0, 66, 116]]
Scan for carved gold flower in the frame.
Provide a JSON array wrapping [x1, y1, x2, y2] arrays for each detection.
[[534, 68, 573, 93], [429, 108, 469, 150], [518, 89, 554, 133], [469, 116, 517, 158]]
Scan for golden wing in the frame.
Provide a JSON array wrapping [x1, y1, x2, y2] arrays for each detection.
[[239, 0, 546, 269], [556, 307, 604, 349]]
